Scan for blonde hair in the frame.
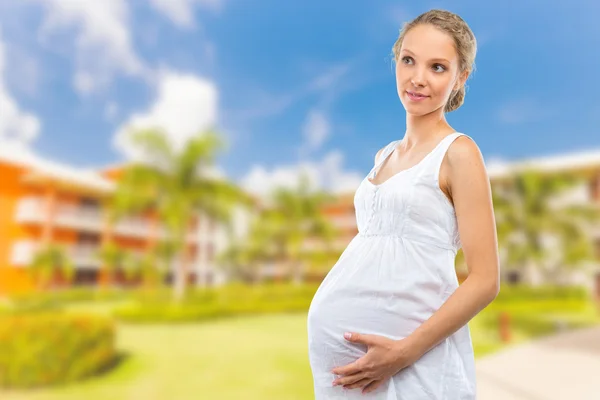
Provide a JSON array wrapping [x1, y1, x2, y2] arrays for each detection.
[[392, 9, 477, 113]]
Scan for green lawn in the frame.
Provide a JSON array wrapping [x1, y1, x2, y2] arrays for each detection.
[[1, 297, 598, 400], [1, 313, 316, 400], [0, 311, 552, 400]]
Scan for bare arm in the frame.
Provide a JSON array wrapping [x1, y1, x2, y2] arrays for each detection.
[[401, 135, 500, 357]]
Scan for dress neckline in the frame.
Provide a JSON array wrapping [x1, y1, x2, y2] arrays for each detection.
[[366, 132, 459, 188]]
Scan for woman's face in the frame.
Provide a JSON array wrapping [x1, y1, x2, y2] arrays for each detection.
[[395, 24, 461, 115]]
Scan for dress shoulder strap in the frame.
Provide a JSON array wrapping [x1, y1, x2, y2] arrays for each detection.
[[429, 132, 472, 186], [369, 140, 400, 179]]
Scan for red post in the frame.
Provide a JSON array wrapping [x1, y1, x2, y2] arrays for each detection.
[[499, 311, 511, 343]]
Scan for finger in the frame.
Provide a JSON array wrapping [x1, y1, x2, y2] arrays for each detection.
[[344, 332, 372, 345], [344, 377, 374, 390], [331, 360, 361, 376], [335, 372, 368, 387], [362, 379, 384, 394]]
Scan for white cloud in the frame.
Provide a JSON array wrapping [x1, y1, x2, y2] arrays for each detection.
[[239, 149, 364, 199], [321, 150, 365, 194], [307, 63, 351, 93], [2, 44, 41, 97], [114, 70, 218, 160], [32, 0, 146, 94], [297, 109, 330, 158], [104, 101, 119, 121], [389, 6, 414, 28], [231, 61, 353, 122], [149, 0, 223, 28], [495, 97, 549, 124], [0, 31, 40, 145]]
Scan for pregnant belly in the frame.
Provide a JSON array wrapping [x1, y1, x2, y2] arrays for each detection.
[[307, 279, 445, 386]]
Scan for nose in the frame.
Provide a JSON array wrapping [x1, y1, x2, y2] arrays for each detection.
[[411, 68, 426, 88]]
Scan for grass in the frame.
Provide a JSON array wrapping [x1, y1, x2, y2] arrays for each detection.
[[0, 313, 316, 400], [1, 293, 598, 400], [4, 310, 590, 400]]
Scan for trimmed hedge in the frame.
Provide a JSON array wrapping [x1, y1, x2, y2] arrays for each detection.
[[0, 314, 117, 388], [114, 283, 598, 324], [114, 298, 313, 323], [494, 284, 590, 302], [9, 288, 131, 309], [114, 283, 319, 323]]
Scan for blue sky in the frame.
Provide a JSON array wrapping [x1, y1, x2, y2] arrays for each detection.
[[1, 1, 599, 195]]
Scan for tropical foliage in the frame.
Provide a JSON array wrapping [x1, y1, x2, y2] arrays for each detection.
[[109, 128, 255, 300]]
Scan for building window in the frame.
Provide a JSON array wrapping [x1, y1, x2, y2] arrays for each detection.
[[207, 242, 214, 261], [506, 270, 521, 285], [73, 269, 99, 286], [78, 232, 100, 245]]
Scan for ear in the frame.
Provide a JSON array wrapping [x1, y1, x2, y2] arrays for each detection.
[[454, 70, 470, 91]]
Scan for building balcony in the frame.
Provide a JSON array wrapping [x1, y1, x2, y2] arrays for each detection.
[[10, 240, 37, 266], [10, 240, 102, 268], [329, 215, 358, 230], [10, 240, 166, 269], [15, 197, 200, 242]]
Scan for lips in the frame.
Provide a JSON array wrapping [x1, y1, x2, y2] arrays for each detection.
[[406, 91, 428, 98], [406, 91, 429, 102]]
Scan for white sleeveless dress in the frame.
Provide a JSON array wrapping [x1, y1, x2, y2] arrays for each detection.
[[307, 132, 476, 399]]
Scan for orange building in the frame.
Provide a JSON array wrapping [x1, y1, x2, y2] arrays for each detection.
[[3, 144, 600, 295], [0, 148, 219, 295]]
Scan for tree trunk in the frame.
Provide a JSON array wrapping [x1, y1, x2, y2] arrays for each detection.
[[292, 261, 304, 285], [197, 242, 207, 289], [172, 241, 191, 302], [173, 257, 186, 302]]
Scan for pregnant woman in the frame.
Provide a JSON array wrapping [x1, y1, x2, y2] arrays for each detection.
[[307, 9, 500, 399]]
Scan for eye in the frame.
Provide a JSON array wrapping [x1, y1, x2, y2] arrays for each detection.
[[401, 56, 413, 65]]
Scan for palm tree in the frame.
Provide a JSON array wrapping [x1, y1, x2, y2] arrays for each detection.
[[233, 172, 337, 283], [97, 241, 127, 289], [217, 238, 262, 283], [112, 128, 255, 301], [271, 173, 338, 283], [492, 168, 600, 285], [121, 251, 142, 284], [137, 253, 162, 290], [218, 171, 338, 284], [153, 239, 179, 286], [29, 245, 74, 290]]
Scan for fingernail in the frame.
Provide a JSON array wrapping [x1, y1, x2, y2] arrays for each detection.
[[344, 332, 351, 339]]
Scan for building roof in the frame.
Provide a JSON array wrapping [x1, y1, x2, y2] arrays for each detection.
[[486, 148, 600, 179], [2, 141, 599, 196], [0, 143, 115, 194]]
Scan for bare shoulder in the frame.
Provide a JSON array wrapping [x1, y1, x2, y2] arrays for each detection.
[[446, 135, 485, 177], [444, 134, 492, 213]]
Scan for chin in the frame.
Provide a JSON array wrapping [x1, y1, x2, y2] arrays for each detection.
[[405, 105, 434, 117]]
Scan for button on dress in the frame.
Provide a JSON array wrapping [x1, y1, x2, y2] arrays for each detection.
[[307, 132, 476, 399]]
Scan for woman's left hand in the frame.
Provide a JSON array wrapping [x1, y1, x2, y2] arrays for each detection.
[[331, 332, 420, 394]]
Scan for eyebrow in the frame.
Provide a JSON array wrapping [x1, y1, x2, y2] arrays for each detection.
[[401, 48, 450, 64]]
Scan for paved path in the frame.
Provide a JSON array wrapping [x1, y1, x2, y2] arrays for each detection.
[[476, 326, 600, 400]]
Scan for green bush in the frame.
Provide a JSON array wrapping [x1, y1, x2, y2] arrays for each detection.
[[488, 299, 589, 314], [494, 285, 590, 302], [0, 313, 117, 388], [10, 288, 131, 306], [114, 283, 318, 323]]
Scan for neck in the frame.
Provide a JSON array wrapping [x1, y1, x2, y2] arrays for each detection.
[[403, 109, 453, 147]]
